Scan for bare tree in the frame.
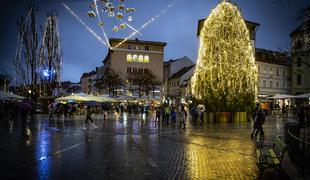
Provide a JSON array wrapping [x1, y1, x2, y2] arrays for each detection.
[[96, 67, 123, 97], [39, 10, 62, 96], [127, 70, 160, 98], [14, 6, 40, 100]]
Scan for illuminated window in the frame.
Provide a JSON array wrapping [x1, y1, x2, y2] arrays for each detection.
[[138, 55, 144, 62], [133, 54, 138, 62], [127, 54, 132, 62], [144, 55, 149, 63]]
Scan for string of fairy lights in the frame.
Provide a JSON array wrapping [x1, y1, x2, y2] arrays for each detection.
[[62, 0, 179, 49], [191, 2, 258, 111]]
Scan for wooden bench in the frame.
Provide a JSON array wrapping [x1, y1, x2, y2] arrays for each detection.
[[256, 136, 287, 172]]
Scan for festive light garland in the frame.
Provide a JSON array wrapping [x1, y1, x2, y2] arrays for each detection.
[[191, 2, 258, 112]]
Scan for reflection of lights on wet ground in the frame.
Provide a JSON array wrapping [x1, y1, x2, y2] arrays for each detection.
[[113, 0, 179, 49], [36, 130, 51, 179], [62, 3, 107, 46], [123, 112, 127, 126]]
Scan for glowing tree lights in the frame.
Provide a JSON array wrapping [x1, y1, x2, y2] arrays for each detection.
[[191, 2, 258, 112]]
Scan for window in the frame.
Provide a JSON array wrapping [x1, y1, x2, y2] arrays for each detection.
[[177, 81, 179, 86], [138, 68, 143, 73], [276, 81, 279, 88], [138, 55, 144, 62], [296, 40, 302, 49], [263, 80, 266, 88], [269, 67, 273, 74], [128, 44, 133, 50], [127, 54, 132, 62], [297, 74, 302, 85], [144, 55, 150, 63], [276, 69, 279, 76], [134, 45, 139, 50], [144, 46, 150, 51], [144, 69, 149, 73], [133, 54, 138, 62], [282, 81, 285, 89], [297, 57, 302, 67], [257, 65, 260, 73], [283, 69, 286, 77], [269, 80, 273, 88], [127, 67, 132, 73], [133, 68, 137, 73], [263, 66, 267, 73]]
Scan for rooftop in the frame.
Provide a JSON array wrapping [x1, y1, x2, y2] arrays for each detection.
[[169, 65, 195, 80], [255, 48, 291, 66], [109, 38, 167, 47]]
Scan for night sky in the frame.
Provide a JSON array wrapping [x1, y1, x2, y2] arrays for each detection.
[[0, 0, 309, 83]]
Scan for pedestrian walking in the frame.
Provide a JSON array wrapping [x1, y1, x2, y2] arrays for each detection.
[[298, 106, 305, 123], [200, 108, 204, 125], [190, 106, 198, 123], [165, 106, 170, 124], [83, 106, 97, 129], [155, 107, 161, 124], [178, 105, 186, 129], [48, 102, 54, 124], [251, 104, 265, 139], [170, 107, 176, 125]]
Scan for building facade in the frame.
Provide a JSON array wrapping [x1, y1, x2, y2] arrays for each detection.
[[255, 48, 292, 98], [290, 20, 310, 95], [163, 56, 195, 97], [103, 38, 166, 97], [168, 65, 195, 98]]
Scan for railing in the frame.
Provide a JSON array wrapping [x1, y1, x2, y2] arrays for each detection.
[[286, 120, 310, 176]]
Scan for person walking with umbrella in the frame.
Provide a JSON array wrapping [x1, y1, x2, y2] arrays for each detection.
[[19, 100, 32, 124], [83, 106, 98, 129]]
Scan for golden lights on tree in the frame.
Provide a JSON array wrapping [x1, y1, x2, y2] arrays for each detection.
[[191, 2, 258, 112]]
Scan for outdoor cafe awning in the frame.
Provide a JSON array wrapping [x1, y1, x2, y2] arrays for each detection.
[[269, 93, 310, 99], [0, 91, 26, 100]]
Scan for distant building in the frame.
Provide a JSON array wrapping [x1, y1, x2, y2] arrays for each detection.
[[167, 64, 195, 99], [197, 19, 260, 50], [255, 48, 292, 99], [80, 70, 97, 94], [103, 38, 166, 97], [163, 56, 195, 97], [290, 20, 310, 95]]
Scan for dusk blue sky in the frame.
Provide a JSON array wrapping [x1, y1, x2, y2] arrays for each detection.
[[0, 0, 309, 83]]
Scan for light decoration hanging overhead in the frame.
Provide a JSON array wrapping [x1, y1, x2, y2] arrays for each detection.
[[191, 2, 258, 112], [88, 0, 136, 32]]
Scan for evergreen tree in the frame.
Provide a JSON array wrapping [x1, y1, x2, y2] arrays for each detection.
[[191, 2, 258, 112]]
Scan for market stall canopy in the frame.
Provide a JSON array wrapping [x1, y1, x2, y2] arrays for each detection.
[[55, 93, 106, 102], [96, 95, 115, 102], [55, 94, 88, 102], [268, 94, 296, 99], [0, 91, 25, 100], [294, 93, 310, 99]]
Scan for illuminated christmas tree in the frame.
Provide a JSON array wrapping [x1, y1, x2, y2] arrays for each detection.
[[191, 2, 258, 112]]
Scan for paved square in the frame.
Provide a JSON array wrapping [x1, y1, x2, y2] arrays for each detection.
[[0, 113, 287, 179]]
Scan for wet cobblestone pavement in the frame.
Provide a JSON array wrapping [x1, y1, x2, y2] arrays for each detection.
[[0, 113, 291, 179]]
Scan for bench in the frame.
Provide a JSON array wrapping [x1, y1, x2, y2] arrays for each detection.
[[256, 136, 287, 172]]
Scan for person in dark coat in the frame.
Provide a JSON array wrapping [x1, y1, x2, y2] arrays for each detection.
[[251, 104, 265, 138], [298, 106, 305, 123]]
